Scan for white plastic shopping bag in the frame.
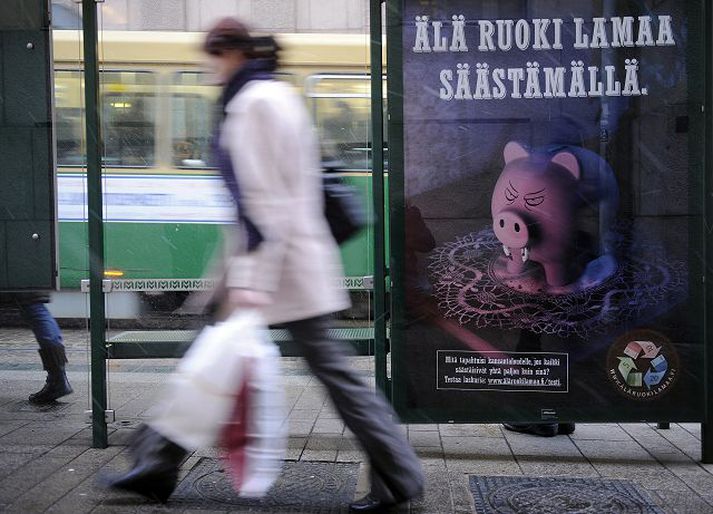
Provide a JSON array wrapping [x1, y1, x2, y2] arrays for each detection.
[[149, 311, 287, 483]]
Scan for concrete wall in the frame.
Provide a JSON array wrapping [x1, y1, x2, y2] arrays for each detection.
[[53, 0, 369, 32]]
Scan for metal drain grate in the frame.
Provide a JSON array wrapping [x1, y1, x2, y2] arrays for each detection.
[[470, 476, 664, 514], [172, 458, 359, 512]]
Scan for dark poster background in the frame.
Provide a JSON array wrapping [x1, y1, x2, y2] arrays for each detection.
[[395, 0, 705, 422]]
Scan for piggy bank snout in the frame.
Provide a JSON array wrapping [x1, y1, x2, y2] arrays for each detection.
[[493, 210, 531, 249]]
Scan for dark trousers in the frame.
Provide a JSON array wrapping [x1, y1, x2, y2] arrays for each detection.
[[284, 316, 424, 503], [18, 302, 64, 352]]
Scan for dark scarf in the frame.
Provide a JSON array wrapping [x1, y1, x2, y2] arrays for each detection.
[[212, 59, 274, 251]]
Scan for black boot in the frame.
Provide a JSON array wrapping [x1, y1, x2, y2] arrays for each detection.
[[29, 347, 73, 404], [102, 425, 188, 503]]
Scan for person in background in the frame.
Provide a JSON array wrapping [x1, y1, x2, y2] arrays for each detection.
[[1, 293, 72, 404], [104, 18, 424, 512], [502, 330, 574, 437]]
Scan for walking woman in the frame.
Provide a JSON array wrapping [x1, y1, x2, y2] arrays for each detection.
[[105, 18, 423, 511]]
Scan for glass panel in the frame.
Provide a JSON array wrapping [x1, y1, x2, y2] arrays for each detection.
[[55, 70, 85, 166], [170, 72, 219, 168], [101, 72, 157, 167], [55, 70, 158, 168], [308, 76, 387, 170]]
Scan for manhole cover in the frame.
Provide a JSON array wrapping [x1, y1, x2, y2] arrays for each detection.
[[470, 476, 664, 514], [172, 458, 359, 512], [7, 400, 72, 413]]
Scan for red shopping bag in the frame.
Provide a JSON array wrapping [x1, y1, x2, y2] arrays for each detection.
[[219, 349, 286, 498]]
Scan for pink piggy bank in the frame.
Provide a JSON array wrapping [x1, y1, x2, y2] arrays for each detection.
[[491, 141, 583, 287]]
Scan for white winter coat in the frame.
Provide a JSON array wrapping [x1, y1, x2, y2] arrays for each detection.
[[218, 79, 350, 324]]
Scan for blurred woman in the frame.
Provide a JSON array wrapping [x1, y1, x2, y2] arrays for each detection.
[[105, 18, 423, 511]]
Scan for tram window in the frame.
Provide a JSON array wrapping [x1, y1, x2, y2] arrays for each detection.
[[54, 71, 85, 166], [171, 72, 219, 168], [54, 70, 157, 167], [306, 75, 387, 171], [169, 71, 292, 169], [101, 72, 157, 167]]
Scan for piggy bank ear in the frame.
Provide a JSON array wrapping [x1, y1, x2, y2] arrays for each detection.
[[551, 151, 580, 180], [503, 141, 529, 164]]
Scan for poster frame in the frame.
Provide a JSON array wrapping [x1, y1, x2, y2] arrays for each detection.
[[385, 0, 713, 439]]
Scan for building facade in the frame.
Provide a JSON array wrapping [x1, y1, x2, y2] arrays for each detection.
[[53, 0, 369, 32]]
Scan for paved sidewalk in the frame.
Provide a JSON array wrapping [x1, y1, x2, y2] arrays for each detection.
[[1, 327, 713, 513]]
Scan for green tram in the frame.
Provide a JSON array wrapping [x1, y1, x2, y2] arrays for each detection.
[[51, 30, 383, 319]]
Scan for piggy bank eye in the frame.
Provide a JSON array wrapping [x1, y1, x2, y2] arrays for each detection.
[[525, 195, 545, 207], [505, 187, 517, 203]]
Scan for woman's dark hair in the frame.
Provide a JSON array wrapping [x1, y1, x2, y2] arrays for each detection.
[[203, 17, 281, 68], [203, 17, 252, 55]]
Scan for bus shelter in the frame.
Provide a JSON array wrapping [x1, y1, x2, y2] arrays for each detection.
[[380, 0, 713, 462], [76, 0, 713, 463]]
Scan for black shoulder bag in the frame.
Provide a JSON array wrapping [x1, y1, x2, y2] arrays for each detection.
[[322, 161, 367, 244]]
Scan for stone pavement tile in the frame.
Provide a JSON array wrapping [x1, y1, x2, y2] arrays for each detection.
[[447, 456, 521, 477], [66, 427, 120, 448], [574, 439, 655, 465], [312, 418, 345, 435], [569, 423, 634, 441], [646, 486, 713, 514], [447, 471, 479, 514], [193, 446, 220, 459], [180, 509, 229, 514], [414, 446, 446, 466], [678, 423, 701, 440], [318, 406, 343, 419], [408, 429, 441, 447], [439, 423, 484, 437], [503, 432, 585, 458], [335, 436, 361, 462], [287, 408, 319, 421], [0, 443, 88, 506], [285, 436, 307, 460], [0, 395, 19, 408], [435, 423, 502, 438], [6, 445, 124, 513], [620, 422, 669, 442], [0, 419, 86, 446], [0, 418, 32, 437], [505, 435, 596, 477], [293, 391, 327, 410], [108, 393, 158, 418], [44, 449, 137, 514], [589, 460, 689, 499], [287, 418, 315, 437], [657, 461, 713, 504], [0, 451, 38, 481], [652, 424, 702, 461], [442, 435, 511, 458], [409, 423, 437, 432], [282, 372, 313, 385], [179, 509, 230, 514], [300, 434, 341, 462], [411, 463, 453, 514], [336, 438, 363, 463], [514, 456, 599, 478]]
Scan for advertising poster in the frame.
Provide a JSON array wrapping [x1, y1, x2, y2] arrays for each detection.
[[395, 0, 705, 422]]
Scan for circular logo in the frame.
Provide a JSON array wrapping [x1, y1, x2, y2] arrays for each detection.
[[606, 329, 679, 400]]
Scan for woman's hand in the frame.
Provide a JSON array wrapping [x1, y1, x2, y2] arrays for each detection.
[[227, 288, 273, 308], [217, 288, 272, 320]]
